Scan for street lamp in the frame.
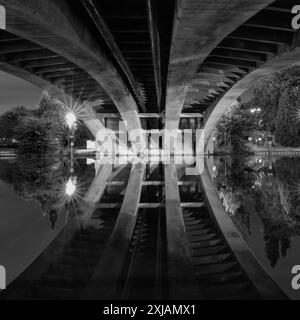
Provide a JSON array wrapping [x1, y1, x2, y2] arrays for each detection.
[[66, 112, 77, 129], [65, 112, 77, 174], [250, 108, 261, 114]]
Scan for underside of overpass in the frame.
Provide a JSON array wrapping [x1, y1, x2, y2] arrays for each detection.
[[0, 0, 298, 301], [0, 0, 299, 154]]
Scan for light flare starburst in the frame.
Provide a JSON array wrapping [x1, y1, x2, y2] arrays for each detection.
[[59, 84, 105, 127], [295, 107, 300, 124]]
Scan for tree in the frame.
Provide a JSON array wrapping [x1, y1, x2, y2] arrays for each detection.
[[216, 105, 256, 153], [0, 106, 32, 139], [13, 94, 67, 154], [274, 87, 300, 147], [217, 65, 300, 152], [15, 116, 60, 154], [0, 92, 96, 153]]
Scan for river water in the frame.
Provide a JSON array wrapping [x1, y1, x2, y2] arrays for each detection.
[[0, 153, 299, 299], [212, 156, 300, 300]]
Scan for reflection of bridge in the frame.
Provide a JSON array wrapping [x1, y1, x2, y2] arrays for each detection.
[[1, 1, 300, 153], [2, 157, 287, 300], [0, 0, 296, 299]]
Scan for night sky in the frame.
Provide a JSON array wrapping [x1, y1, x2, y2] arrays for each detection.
[[0, 71, 42, 115]]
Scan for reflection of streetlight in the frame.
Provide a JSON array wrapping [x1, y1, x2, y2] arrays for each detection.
[[65, 177, 77, 197], [65, 112, 77, 174]]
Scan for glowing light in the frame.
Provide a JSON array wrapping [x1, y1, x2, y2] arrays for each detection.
[[65, 177, 77, 196], [250, 108, 261, 114], [295, 107, 300, 123], [66, 112, 77, 129]]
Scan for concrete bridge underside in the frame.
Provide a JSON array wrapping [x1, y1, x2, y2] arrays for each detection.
[[0, 0, 145, 152], [0, 0, 298, 154]]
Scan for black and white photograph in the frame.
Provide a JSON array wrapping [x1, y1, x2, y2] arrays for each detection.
[[0, 0, 300, 313]]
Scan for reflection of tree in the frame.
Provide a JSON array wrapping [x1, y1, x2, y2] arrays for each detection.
[[264, 224, 291, 268], [216, 157, 257, 238], [0, 156, 96, 229], [216, 157, 300, 268], [275, 158, 300, 217], [0, 157, 69, 230], [256, 158, 300, 267]]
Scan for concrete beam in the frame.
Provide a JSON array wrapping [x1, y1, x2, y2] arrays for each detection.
[[51, 74, 92, 84], [82, 163, 145, 299], [146, 0, 162, 109], [211, 48, 267, 62], [0, 40, 40, 54], [164, 164, 201, 299], [33, 64, 76, 74], [203, 63, 248, 75], [21, 57, 69, 68], [206, 56, 258, 69], [197, 68, 241, 79], [78, 163, 130, 224], [194, 73, 236, 83], [81, 0, 146, 112], [5, 49, 59, 63], [218, 38, 278, 54], [230, 26, 293, 44], [0, 0, 145, 152], [62, 83, 98, 90], [45, 70, 83, 79], [165, 0, 275, 131]]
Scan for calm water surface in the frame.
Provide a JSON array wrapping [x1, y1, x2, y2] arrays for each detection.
[[212, 156, 300, 300], [0, 153, 299, 299]]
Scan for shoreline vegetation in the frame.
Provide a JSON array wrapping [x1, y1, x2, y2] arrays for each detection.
[[215, 66, 300, 154], [0, 92, 93, 156]]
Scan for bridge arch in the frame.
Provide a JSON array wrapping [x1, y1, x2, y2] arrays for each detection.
[[0, 52, 106, 140], [165, 0, 275, 133], [198, 1, 300, 151], [0, 0, 144, 152]]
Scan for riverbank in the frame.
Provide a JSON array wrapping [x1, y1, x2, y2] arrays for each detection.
[[252, 146, 300, 156], [0, 149, 17, 158]]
